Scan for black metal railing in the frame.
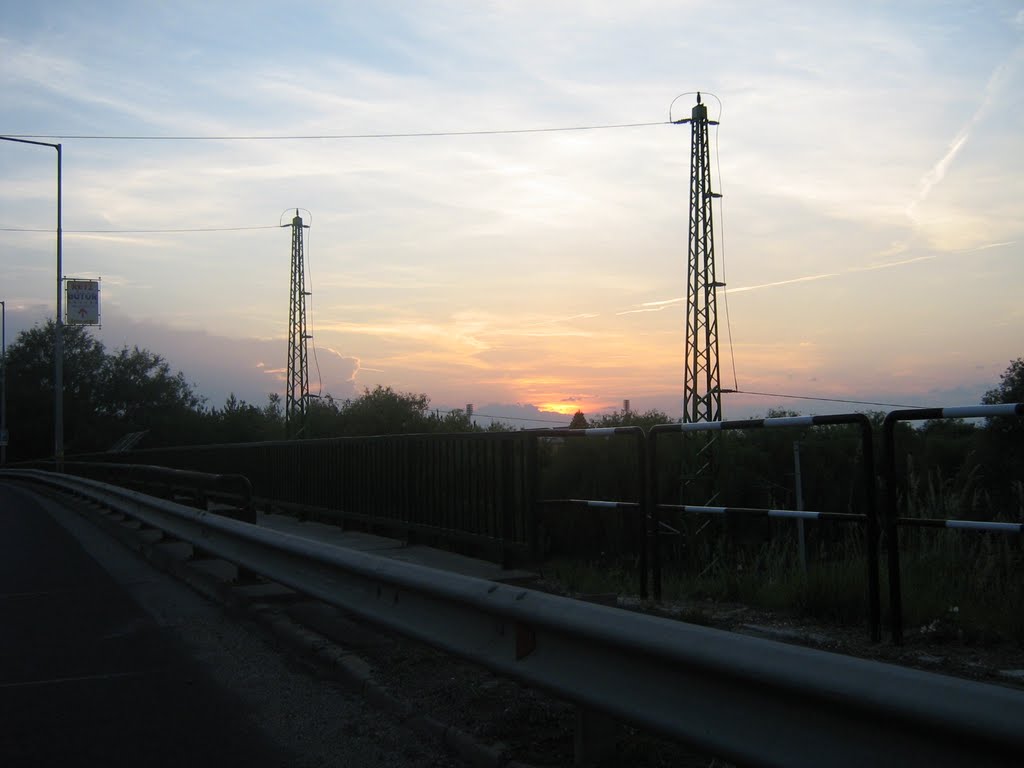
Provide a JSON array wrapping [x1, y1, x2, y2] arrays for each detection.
[[80, 431, 536, 565], [54, 402, 1022, 643], [649, 413, 881, 641], [528, 426, 649, 595], [882, 403, 1024, 644]]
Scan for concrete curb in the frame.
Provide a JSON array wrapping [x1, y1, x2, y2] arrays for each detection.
[[53, 488, 539, 768]]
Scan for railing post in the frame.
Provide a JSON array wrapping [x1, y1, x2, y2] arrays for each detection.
[[500, 437, 516, 567], [882, 411, 910, 645], [648, 426, 661, 601], [525, 434, 540, 559], [635, 429, 649, 601], [855, 416, 881, 642]]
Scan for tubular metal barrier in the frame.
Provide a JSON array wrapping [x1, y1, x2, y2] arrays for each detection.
[[649, 414, 881, 641], [529, 427, 649, 597], [882, 403, 1024, 645]]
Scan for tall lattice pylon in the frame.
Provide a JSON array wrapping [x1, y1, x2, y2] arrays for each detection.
[[286, 210, 311, 439], [679, 93, 724, 423]]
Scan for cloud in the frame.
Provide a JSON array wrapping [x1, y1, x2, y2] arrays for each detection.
[[908, 43, 1024, 218]]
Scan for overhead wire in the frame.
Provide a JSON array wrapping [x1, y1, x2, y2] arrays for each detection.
[[1, 225, 279, 234], [706, 94, 740, 394], [302, 211, 324, 399], [729, 389, 924, 410], [3, 121, 669, 142], [432, 407, 571, 426]]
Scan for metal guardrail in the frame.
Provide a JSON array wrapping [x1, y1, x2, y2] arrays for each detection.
[[649, 413, 881, 641], [58, 461, 255, 522], [882, 403, 1024, 645], [5, 468, 1023, 767]]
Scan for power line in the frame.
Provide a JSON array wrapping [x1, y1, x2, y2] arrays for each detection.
[[2, 121, 669, 142], [433, 407, 570, 425], [730, 389, 924, 410], [1, 225, 279, 234]]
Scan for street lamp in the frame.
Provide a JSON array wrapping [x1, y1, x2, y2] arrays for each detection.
[[0, 136, 63, 468]]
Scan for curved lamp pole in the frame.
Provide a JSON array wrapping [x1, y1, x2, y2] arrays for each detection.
[[1, 136, 63, 468]]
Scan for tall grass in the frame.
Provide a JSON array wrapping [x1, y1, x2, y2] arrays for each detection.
[[896, 468, 1023, 644], [542, 473, 1024, 645]]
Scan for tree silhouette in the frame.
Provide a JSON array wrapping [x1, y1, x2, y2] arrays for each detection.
[[568, 410, 588, 429]]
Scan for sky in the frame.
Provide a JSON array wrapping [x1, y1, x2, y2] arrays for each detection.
[[2, 1, 1022, 428]]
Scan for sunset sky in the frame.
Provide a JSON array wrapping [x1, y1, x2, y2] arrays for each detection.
[[3, 1, 1022, 426]]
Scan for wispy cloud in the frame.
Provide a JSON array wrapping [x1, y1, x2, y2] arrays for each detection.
[[908, 43, 1024, 217]]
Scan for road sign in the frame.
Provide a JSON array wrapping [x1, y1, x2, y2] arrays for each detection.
[[66, 279, 100, 325]]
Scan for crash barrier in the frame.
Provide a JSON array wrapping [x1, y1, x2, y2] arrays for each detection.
[[649, 414, 881, 642], [3, 468, 1022, 768], [527, 427, 649, 596], [58, 461, 255, 522], [882, 403, 1024, 645]]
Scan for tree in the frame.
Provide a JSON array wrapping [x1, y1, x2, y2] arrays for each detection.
[[981, 357, 1024, 490], [568, 410, 588, 429], [590, 407, 671, 431], [431, 408, 475, 433], [983, 357, 1024, 407], [337, 386, 432, 436], [210, 393, 284, 444], [4, 320, 106, 460], [97, 346, 206, 447], [3, 320, 207, 460]]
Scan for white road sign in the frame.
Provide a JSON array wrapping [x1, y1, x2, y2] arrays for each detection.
[[66, 279, 100, 325]]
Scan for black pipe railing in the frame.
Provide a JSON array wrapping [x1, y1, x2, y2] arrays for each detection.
[[79, 431, 536, 566], [649, 413, 881, 642], [527, 426, 648, 596], [881, 403, 1024, 645]]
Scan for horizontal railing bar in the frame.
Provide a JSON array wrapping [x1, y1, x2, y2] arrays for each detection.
[[897, 517, 1023, 534], [536, 498, 640, 509], [656, 503, 866, 522]]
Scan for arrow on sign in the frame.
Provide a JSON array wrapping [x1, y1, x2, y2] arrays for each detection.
[[79, 308, 87, 318]]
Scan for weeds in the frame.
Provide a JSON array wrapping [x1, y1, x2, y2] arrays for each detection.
[[540, 466, 1023, 646]]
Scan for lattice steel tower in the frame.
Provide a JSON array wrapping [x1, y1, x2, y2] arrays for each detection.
[[286, 210, 311, 439], [679, 93, 724, 423]]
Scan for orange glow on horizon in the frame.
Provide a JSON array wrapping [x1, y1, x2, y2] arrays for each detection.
[[536, 399, 621, 416], [536, 403, 584, 416]]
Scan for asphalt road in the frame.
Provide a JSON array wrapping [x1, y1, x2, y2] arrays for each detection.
[[0, 481, 463, 768]]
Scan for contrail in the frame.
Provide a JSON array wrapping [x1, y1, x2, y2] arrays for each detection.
[[910, 44, 1023, 213], [614, 240, 1015, 315]]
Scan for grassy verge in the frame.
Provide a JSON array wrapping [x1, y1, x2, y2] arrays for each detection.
[[538, 523, 1023, 646]]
